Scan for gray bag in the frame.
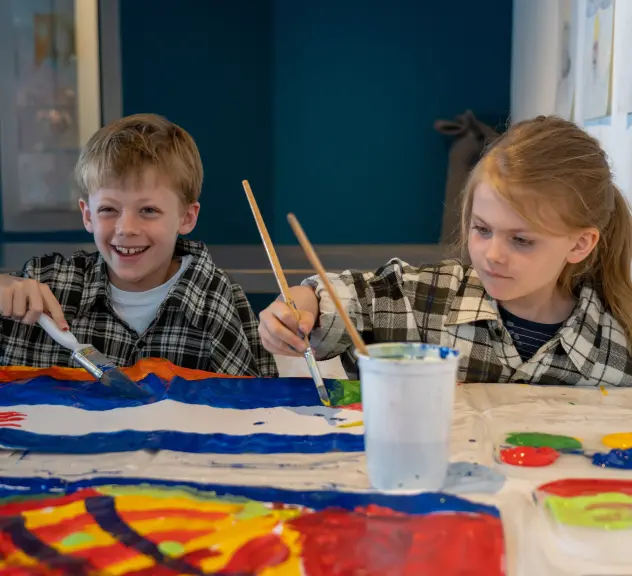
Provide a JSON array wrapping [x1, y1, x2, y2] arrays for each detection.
[[434, 110, 500, 244]]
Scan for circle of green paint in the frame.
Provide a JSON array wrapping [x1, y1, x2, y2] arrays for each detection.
[[505, 432, 582, 452], [61, 532, 95, 548], [158, 541, 185, 556]]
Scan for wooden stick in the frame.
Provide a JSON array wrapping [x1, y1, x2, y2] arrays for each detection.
[[242, 181, 331, 406], [287, 213, 370, 357], [242, 180, 293, 301]]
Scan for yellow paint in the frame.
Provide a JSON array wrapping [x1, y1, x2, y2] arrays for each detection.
[[113, 494, 241, 515], [107, 554, 156, 576], [602, 432, 632, 450], [189, 515, 282, 553], [129, 516, 226, 535], [336, 420, 363, 428], [23, 500, 86, 529], [4, 550, 39, 568], [600, 385, 608, 396], [198, 519, 303, 574]]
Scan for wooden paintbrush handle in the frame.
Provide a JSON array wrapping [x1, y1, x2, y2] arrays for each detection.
[[287, 213, 369, 357]]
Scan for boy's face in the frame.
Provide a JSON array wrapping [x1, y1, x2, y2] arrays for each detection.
[[79, 170, 199, 292], [467, 183, 597, 310]]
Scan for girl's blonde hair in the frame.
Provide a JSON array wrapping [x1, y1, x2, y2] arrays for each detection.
[[460, 115, 632, 342]]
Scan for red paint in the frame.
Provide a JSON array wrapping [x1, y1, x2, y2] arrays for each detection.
[[500, 446, 559, 467], [180, 548, 221, 565], [123, 566, 176, 576], [0, 569, 66, 576], [290, 506, 505, 576], [0, 489, 100, 515], [70, 542, 140, 569], [0, 411, 25, 428], [538, 478, 632, 497], [33, 513, 96, 542], [0, 529, 18, 556], [222, 533, 290, 573], [344, 403, 362, 411]]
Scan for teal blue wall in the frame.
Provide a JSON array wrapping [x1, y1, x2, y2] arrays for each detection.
[[272, 0, 512, 243], [0, 0, 512, 247], [119, 0, 274, 245]]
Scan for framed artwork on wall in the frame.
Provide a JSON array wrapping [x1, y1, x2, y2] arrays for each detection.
[[0, 0, 121, 232]]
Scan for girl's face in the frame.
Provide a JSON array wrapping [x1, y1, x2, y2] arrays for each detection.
[[467, 183, 598, 310]]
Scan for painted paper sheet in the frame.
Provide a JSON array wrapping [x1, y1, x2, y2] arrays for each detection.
[[0, 476, 505, 575], [582, 0, 615, 120], [554, 0, 575, 119], [615, 0, 632, 113], [0, 360, 364, 454]]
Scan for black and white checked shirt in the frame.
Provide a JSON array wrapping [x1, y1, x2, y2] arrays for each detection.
[[0, 239, 278, 377], [303, 259, 632, 386]]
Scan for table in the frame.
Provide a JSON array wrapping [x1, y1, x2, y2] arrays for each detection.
[[0, 381, 630, 575]]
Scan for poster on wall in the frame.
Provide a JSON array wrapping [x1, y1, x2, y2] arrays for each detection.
[[581, 0, 615, 120], [615, 0, 632, 113], [554, 0, 575, 119]]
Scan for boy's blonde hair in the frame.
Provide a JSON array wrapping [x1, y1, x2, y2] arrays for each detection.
[[460, 115, 632, 343], [75, 113, 203, 204]]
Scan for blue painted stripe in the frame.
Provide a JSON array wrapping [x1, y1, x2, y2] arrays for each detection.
[[0, 476, 500, 518], [0, 428, 364, 454], [0, 375, 348, 411]]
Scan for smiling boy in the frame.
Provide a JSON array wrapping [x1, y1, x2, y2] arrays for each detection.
[[0, 113, 277, 377]]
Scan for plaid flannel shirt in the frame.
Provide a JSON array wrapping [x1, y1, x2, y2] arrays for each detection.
[[303, 258, 632, 386], [0, 239, 278, 377]]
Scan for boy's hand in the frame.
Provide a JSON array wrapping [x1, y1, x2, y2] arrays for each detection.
[[0, 275, 68, 329], [259, 301, 316, 357]]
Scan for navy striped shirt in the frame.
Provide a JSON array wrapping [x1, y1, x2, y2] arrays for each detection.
[[499, 306, 562, 362]]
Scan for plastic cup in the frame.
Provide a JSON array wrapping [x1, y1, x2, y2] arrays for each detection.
[[356, 342, 459, 491]]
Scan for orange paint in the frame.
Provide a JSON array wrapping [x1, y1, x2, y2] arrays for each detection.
[[0, 358, 248, 383]]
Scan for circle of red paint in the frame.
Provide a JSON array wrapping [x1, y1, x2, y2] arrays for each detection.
[[500, 446, 560, 467]]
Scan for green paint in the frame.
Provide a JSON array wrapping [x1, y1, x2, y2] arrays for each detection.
[[545, 493, 632, 530], [569, 401, 575, 405], [329, 379, 361, 407], [505, 432, 582, 452], [158, 541, 185, 556], [236, 500, 271, 520], [61, 532, 95, 547]]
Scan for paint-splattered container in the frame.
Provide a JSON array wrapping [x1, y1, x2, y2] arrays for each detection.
[[356, 343, 459, 491]]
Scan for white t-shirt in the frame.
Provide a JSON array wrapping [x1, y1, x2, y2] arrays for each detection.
[[109, 255, 193, 334]]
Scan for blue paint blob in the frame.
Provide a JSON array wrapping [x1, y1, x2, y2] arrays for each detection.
[[253, 422, 265, 426], [591, 447, 632, 469], [443, 462, 505, 494]]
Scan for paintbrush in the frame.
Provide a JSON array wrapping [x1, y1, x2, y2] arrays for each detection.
[[37, 314, 149, 400], [242, 180, 331, 407], [286, 213, 369, 357]]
